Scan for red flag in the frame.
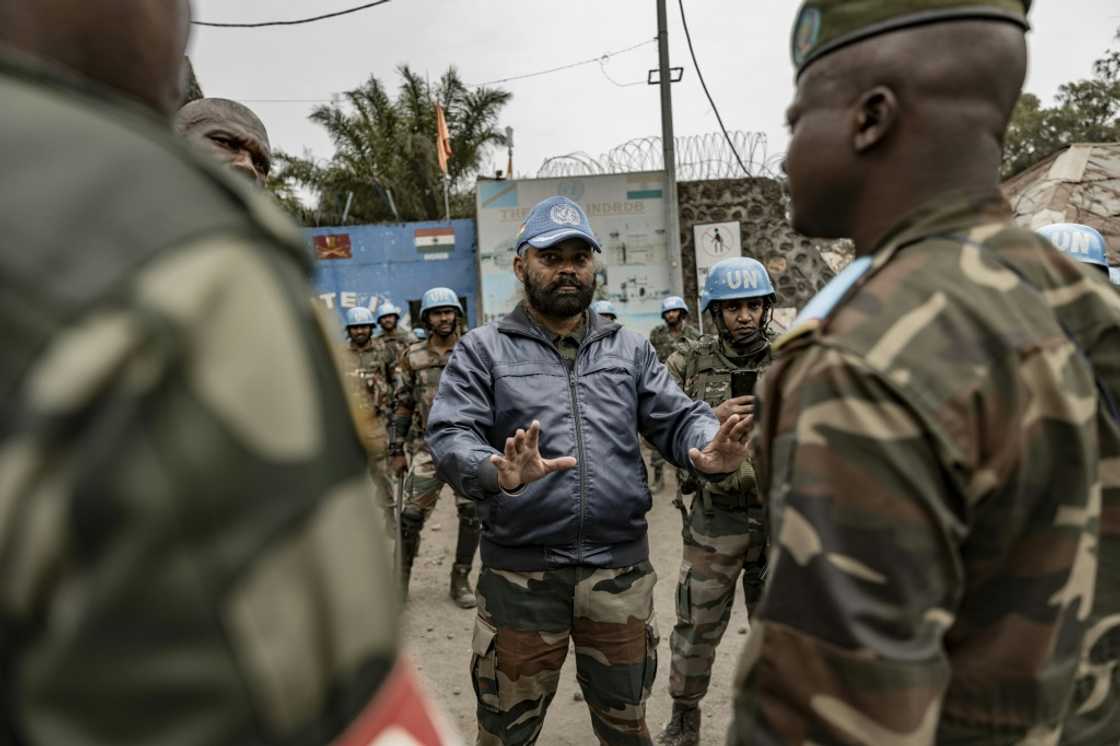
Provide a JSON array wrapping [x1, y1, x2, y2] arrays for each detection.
[[435, 104, 453, 176]]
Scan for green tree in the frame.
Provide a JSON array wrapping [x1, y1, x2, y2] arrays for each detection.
[[1002, 28, 1120, 178], [271, 66, 511, 225]]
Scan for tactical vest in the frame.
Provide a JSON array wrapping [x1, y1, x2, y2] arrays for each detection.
[[403, 340, 453, 430]]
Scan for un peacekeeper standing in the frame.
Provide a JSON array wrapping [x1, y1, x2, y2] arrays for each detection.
[[0, 0, 450, 742], [374, 300, 417, 358], [647, 296, 701, 490], [390, 288, 481, 608], [427, 196, 752, 745], [656, 258, 775, 746], [732, 2, 1120, 744], [339, 306, 396, 533], [174, 97, 272, 186]]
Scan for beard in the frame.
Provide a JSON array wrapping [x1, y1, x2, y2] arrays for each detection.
[[523, 270, 597, 319]]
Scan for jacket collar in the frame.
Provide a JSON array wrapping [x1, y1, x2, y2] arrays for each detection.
[[498, 301, 619, 346]]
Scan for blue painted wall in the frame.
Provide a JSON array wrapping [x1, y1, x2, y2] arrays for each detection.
[[308, 219, 478, 333]]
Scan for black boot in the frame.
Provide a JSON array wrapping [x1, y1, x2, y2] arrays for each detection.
[[651, 464, 665, 491], [451, 509, 481, 608], [656, 703, 700, 746], [399, 509, 423, 603], [449, 564, 476, 609]]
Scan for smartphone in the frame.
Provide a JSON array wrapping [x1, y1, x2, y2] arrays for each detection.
[[731, 370, 758, 399]]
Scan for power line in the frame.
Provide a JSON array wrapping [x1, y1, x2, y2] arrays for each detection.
[[676, 0, 750, 176], [469, 37, 656, 87], [193, 0, 391, 28], [598, 59, 645, 88]]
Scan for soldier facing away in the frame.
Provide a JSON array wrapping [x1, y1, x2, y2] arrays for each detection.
[[656, 258, 775, 746], [0, 0, 452, 742], [390, 287, 481, 609], [647, 296, 701, 491], [731, 1, 1120, 744], [426, 196, 752, 745]]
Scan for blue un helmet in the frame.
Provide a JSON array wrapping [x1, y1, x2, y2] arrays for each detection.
[[345, 306, 376, 328], [701, 257, 776, 313], [661, 296, 689, 319], [420, 287, 461, 322], [591, 300, 618, 320], [515, 196, 602, 254], [413, 327, 428, 341], [376, 302, 402, 323], [1038, 223, 1110, 274]]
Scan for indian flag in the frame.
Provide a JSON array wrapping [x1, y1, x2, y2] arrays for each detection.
[[415, 227, 455, 253]]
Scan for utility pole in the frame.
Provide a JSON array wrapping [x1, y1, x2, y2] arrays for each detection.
[[656, 0, 685, 298]]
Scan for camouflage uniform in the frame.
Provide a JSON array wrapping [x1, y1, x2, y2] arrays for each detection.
[[472, 562, 659, 746], [338, 338, 395, 533], [662, 335, 770, 717], [646, 324, 701, 484], [0, 51, 401, 743], [393, 335, 481, 601], [732, 192, 1120, 744]]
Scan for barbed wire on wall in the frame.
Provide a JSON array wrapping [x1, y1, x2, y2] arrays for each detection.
[[536, 131, 784, 181]]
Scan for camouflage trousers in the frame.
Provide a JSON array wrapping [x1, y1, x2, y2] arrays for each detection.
[[403, 448, 475, 521], [366, 455, 396, 538], [471, 562, 659, 746], [667, 497, 766, 708]]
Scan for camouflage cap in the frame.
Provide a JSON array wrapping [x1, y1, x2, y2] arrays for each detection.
[[791, 0, 1031, 77]]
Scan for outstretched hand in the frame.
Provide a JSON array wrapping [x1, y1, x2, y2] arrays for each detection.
[[689, 414, 753, 475], [490, 420, 577, 492]]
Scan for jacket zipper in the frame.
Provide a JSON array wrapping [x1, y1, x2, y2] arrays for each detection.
[[499, 322, 615, 564]]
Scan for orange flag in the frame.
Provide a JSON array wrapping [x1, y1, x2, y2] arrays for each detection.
[[435, 104, 453, 176]]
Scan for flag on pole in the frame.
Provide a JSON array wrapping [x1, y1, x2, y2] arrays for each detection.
[[435, 104, 453, 176]]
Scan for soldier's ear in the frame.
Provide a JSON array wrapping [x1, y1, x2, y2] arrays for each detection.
[[852, 85, 898, 153], [513, 255, 526, 282]]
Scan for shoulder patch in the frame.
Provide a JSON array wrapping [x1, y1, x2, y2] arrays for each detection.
[[776, 256, 873, 351]]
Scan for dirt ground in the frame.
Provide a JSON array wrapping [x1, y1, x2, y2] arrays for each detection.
[[401, 471, 750, 745]]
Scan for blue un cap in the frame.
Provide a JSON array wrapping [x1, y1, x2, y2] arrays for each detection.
[[516, 196, 602, 255]]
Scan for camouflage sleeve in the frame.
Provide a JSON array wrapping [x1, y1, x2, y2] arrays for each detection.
[[665, 348, 687, 388], [732, 346, 963, 746], [0, 237, 399, 743], [393, 348, 417, 419]]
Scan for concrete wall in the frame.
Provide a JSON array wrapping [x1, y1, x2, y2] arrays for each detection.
[[678, 178, 853, 328]]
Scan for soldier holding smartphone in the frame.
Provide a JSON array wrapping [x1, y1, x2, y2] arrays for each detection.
[[657, 257, 777, 746]]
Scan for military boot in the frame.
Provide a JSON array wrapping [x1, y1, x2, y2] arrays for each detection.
[[449, 564, 476, 609], [656, 703, 700, 746], [651, 464, 665, 491], [399, 510, 423, 603]]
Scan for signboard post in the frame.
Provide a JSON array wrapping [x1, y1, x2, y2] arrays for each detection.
[[693, 221, 742, 333]]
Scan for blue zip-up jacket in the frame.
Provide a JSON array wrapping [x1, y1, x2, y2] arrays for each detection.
[[427, 302, 721, 571]]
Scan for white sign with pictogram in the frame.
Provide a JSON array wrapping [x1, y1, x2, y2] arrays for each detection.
[[694, 221, 742, 302]]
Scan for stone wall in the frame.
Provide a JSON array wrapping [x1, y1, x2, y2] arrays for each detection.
[[677, 178, 853, 328]]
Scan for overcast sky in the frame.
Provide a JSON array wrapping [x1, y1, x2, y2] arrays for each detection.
[[190, 0, 1120, 183]]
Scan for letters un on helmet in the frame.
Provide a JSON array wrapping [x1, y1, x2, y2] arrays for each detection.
[[661, 296, 689, 317], [420, 287, 461, 319], [376, 302, 402, 322], [1038, 223, 1110, 269], [591, 300, 618, 318], [345, 306, 376, 327], [702, 257, 776, 313], [515, 196, 602, 255]]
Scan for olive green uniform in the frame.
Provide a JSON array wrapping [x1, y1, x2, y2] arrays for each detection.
[[338, 339, 395, 533], [734, 192, 1120, 744], [0, 52, 398, 744], [662, 336, 770, 714]]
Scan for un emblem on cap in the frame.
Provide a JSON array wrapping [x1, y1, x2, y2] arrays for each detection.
[[792, 5, 822, 68], [550, 203, 582, 226]]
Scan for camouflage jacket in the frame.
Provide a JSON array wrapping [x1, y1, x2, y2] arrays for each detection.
[[337, 340, 391, 453], [649, 322, 701, 363], [376, 326, 417, 372], [667, 335, 770, 503], [0, 53, 400, 745], [394, 335, 458, 444], [733, 191, 1120, 745]]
